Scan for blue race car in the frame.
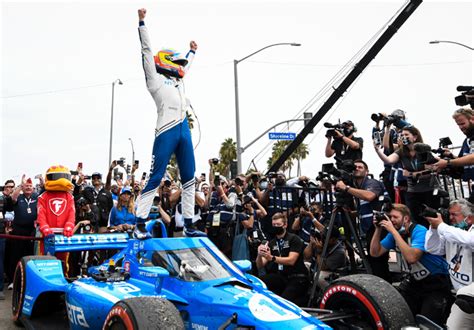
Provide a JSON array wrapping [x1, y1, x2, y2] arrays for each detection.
[[11, 223, 331, 330]]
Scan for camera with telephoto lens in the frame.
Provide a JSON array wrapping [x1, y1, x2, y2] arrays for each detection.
[[383, 114, 403, 127], [373, 196, 393, 224], [324, 122, 345, 138], [420, 203, 449, 224], [371, 113, 385, 122], [455, 86, 474, 108]]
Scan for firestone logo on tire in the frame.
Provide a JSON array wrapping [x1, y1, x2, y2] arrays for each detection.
[[320, 285, 357, 306]]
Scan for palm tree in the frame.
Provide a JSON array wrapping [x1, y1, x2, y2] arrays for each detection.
[[266, 141, 309, 177], [266, 141, 293, 175], [218, 138, 237, 177], [293, 143, 309, 176]]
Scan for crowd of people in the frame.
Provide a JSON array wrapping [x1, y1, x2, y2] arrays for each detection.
[[1, 107, 473, 327]]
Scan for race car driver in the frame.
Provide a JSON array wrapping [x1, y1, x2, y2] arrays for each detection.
[[134, 7, 204, 238]]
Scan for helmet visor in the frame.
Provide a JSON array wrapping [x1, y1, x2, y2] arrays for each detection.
[[46, 172, 71, 181]]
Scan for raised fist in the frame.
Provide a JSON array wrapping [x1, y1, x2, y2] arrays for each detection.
[[190, 40, 198, 51], [138, 8, 147, 21]]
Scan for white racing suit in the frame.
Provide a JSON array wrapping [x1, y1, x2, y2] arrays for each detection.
[[135, 22, 196, 226]]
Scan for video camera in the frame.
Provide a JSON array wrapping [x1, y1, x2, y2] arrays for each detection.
[[455, 86, 474, 108], [316, 158, 355, 185], [324, 122, 345, 138]]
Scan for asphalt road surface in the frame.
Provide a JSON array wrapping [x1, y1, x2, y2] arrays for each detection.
[[0, 289, 21, 330]]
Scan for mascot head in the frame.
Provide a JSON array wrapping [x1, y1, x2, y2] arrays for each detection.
[[45, 165, 73, 192], [154, 49, 188, 78]]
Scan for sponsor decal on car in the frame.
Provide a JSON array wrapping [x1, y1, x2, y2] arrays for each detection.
[[67, 302, 90, 328]]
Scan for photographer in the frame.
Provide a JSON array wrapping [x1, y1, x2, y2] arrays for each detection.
[[425, 199, 473, 289], [243, 193, 267, 274], [335, 159, 391, 281], [375, 126, 440, 228], [69, 196, 97, 276], [424, 199, 474, 328], [303, 227, 346, 288], [292, 202, 325, 245], [206, 176, 238, 258], [370, 204, 451, 325], [325, 120, 363, 161], [256, 212, 309, 306], [82, 172, 113, 233], [380, 110, 410, 203], [261, 171, 296, 236]]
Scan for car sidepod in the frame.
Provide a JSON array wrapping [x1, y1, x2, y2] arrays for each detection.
[[167, 278, 330, 329]]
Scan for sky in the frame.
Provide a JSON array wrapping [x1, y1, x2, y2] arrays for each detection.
[[1, 0, 473, 185]]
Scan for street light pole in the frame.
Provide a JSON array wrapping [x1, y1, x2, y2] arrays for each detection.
[[234, 42, 301, 174], [108, 78, 123, 167], [429, 40, 474, 51], [129, 138, 135, 165]]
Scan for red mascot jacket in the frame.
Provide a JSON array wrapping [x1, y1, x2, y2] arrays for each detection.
[[37, 191, 75, 235]]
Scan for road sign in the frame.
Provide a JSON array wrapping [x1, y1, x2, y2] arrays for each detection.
[[269, 132, 296, 140]]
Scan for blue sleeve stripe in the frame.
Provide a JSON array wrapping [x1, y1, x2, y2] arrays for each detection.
[[139, 21, 145, 26]]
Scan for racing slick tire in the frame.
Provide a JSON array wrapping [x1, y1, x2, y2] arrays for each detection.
[[12, 255, 58, 325], [319, 274, 415, 329], [103, 296, 184, 330]]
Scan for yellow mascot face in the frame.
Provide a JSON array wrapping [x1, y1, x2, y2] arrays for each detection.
[[45, 165, 73, 192]]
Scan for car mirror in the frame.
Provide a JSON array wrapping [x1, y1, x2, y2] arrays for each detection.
[[233, 260, 252, 273]]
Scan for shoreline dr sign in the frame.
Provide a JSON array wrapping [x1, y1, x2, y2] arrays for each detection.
[[269, 132, 296, 140]]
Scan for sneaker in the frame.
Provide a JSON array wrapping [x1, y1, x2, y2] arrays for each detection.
[[0, 292, 4, 300], [183, 225, 207, 237], [133, 223, 151, 240], [8, 283, 13, 290]]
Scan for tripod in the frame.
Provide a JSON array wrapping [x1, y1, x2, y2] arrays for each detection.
[[308, 197, 372, 306]]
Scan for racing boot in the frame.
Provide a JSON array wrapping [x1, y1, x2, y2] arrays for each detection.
[[183, 219, 207, 237], [133, 222, 151, 239]]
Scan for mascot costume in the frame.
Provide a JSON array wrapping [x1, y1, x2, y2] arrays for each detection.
[[37, 165, 76, 272]]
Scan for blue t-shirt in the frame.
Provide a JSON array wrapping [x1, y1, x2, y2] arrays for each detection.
[[381, 224, 448, 278], [108, 206, 136, 226]]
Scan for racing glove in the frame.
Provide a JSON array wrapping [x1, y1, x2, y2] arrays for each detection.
[[41, 226, 54, 237], [63, 222, 75, 237]]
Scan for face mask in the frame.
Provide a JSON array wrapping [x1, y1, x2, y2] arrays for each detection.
[[453, 219, 468, 230], [401, 136, 410, 146], [275, 178, 285, 186], [271, 226, 285, 236]]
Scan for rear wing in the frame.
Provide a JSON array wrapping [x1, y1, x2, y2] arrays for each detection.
[[44, 233, 130, 255]]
